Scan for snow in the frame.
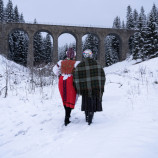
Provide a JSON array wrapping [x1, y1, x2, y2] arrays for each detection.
[[0, 55, 158, 158]]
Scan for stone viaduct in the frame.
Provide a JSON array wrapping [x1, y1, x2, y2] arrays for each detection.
[[0, 23, 136, 67]]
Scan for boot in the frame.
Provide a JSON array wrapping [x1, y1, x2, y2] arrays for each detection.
[[64, 116, 71, 126], [85, 111, 88, 122], [64, 106, 72, 126], [88, 112, 94, 125]]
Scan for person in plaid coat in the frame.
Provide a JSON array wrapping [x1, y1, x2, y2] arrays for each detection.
[[73, 49, 106, 125], [53, 48, 80, 126]]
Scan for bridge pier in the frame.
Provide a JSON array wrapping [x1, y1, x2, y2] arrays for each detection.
[[98, 36, 106, 67], [0, 24, 8, 57], [76, 34, 82, 61], [27, 33, 34, 68], [53, 34, 58, 64]]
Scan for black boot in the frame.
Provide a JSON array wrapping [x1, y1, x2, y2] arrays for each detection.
[[64, 116, 71, 126], [88, 112, 94, 125], [85, 111, 88, 122], [64, 106, 72, 126]]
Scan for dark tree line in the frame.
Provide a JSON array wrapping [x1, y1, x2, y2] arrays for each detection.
[[0, 0, 53, 66]]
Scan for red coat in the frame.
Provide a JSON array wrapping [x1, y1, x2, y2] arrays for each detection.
[[59, 75, 76, 108], [58, 60, 77, 108]]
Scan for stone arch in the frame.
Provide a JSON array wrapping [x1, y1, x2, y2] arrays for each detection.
[[58, 32, 76, 60], [33, 30, 53, 65], [58, 31, 77, 41], [8, 28, 29, 66], [34, 29, 54, 40], [82, 32, 100, 60]]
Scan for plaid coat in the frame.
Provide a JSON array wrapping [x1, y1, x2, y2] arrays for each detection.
[[73, 58, 106, 98]]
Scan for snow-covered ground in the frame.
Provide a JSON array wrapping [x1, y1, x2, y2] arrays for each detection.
[[0, 55, 158, 158]]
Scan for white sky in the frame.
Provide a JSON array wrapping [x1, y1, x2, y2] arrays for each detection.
[[3, 0, 158, 46]]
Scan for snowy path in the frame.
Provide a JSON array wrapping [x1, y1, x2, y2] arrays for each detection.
[[0, 57, 158, 158]]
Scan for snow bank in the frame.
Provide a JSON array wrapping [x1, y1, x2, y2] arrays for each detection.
[[0, 55, 158, 158]]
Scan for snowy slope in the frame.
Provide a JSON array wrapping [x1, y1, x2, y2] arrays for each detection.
[[0, 55, 158, 158]]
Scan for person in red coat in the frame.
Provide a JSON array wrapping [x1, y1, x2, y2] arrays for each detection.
[[53, 48, 80, 126]]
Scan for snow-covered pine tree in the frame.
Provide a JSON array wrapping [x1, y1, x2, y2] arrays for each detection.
[[5, 0, 14, 23], [0, 0, 4, 22], [132, 32, 141, 59], [137, 6, 146, 30], [113, 16, 121, 29], [16, 31, 28, 66], [126, 5, 134, 29], [104, 35, 119, 66], [150, 3, 158, 25], [133, 9, 138, 29], [128, 8, 138, 54], [131, 7, 147, 59], [144, 8, 158, 59], [19, 13, 25, 23], [105, 36, 112, 66], [9, 31, 28, 66], [121, 20, 125, 29], [132, 4, 158, 60], [13, 5, 19, 22], [44, 34, 52, 63], [34, 32, 44, 65], [111, 35, 119, 61]]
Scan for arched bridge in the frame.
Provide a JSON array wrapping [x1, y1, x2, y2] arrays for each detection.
[[0, 23, 136, 67]]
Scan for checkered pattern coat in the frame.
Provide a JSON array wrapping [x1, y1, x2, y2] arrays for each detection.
[[73, 58, 106, 98]]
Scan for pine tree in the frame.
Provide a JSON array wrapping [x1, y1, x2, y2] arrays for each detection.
[[150, 3, 158, 25], [137, 6, 146, 30], [19, 13, 25, 23], [121, 20, 125, 29], [133, 9, 138, 29], [105, 36, 112, 66], [132, 5, 158, 60], [5, 0, 14, 23], [128, 8, 138, 55], [126, 5, 134, 29], [13, 5, 19, 22], [144, 10, 158, 58], [0, 0, 4, 22], [9, 31, 28, 66], [113, 16, 121, 29], [44, 34, 52, 63], [34, 32, 44, 65], [105, 35, 119, 66]]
